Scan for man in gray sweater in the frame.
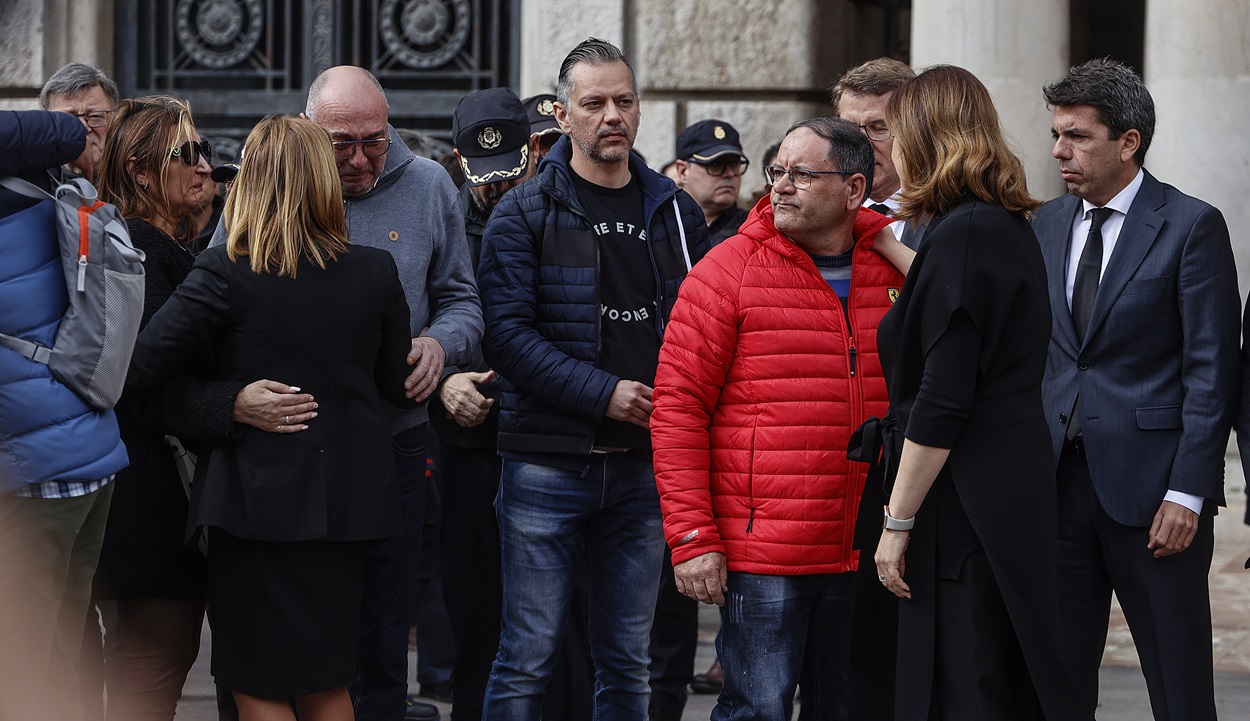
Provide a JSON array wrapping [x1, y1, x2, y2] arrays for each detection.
[[211, 66, 482, 721], [307, 65, 481, 721]]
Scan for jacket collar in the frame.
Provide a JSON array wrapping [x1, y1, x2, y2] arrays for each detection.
[[346, 124, 415, 203], [1039, 169, 1165, 350], [537, 135, 679, 221], [737, 195, 893, 264]]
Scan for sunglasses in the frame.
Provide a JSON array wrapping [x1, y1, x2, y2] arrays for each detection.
[[171, 140, 214, 166]]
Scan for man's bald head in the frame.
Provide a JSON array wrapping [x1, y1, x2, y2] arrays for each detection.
[[306, 66, 388, 121], [304, 66, 392, 198]]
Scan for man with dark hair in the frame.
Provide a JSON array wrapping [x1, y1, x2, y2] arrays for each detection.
[[651, 116, 904, 721], [673, 119, 750, 246], [39, 63, 120, 183], [831, 58, 918, 247], [1034, 58, 1238, 721], [476, 37, 709, 721]]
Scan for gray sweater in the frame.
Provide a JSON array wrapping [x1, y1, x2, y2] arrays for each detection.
[[211, 125, 482, 430]]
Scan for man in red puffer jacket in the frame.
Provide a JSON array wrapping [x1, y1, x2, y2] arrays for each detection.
[[651, 117, 904, 721]]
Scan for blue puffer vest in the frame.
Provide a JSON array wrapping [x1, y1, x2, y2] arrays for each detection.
[[0, 193, 129, 492], [478, 136, 710, 456]]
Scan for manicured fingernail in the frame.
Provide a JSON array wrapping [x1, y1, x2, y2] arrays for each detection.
[[290, 386, 301, 392], [310, 412, 318, 418]]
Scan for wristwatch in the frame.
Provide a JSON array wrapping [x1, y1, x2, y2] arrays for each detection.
[[882, 505, 915, 531]]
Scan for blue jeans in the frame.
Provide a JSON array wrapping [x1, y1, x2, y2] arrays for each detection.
[[351, 424, 427, 721], [714, 572, 856, 721], [482, 452, 664, 721]]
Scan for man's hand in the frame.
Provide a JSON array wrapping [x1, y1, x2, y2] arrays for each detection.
[[605, 380, 653, 428], [438, 371, 495, 428], [405, 336, 447, 401], [1148, 499, 1199, 558], [674, 552, 728, 606], [233, 380, 317, 434]]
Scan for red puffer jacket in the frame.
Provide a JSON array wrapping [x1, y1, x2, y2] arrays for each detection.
[[652, 200, 902, 575]]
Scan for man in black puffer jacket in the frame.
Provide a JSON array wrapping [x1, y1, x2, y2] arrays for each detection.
[[476, 38, 709, 721]]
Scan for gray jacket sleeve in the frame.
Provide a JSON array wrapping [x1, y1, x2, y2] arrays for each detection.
[[421, 173, 482, 368]]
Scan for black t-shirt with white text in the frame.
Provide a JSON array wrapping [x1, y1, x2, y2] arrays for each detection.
[[570, 168, 658, 450]]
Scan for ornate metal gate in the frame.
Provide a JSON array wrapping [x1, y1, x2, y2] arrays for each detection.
[[114, 0, 519, 155]]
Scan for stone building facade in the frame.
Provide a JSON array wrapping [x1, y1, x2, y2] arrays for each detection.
[[2, 0, 1247, 274]]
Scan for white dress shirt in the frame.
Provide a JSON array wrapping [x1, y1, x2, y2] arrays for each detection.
[[863, 194, 907, 241]]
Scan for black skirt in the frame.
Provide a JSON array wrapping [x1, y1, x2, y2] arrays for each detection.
[[206, 528, 369, 698]]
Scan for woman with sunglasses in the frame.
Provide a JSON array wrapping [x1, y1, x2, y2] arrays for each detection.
[[88, 95, 216, 721]]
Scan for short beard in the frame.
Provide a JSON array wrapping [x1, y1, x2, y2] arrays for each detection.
[[573, 126, 632, 165]]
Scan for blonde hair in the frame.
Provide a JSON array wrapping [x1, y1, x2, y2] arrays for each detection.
[[224, 115, 349, 278], [886, 65, 1039, 220], [96, 95, 201, 242]]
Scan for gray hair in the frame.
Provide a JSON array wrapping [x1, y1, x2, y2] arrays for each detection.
[[830, 57, 915, 113], [1043, 58, 1155, 166], [786, 117, 875, 192], [305, 66, 387, 121], [40, 63, 119, 109], [555, 38, 637, 108]]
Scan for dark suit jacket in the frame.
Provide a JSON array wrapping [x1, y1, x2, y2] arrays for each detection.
[[127, 244, 414, 542], [1034, 170, 1240, 527]]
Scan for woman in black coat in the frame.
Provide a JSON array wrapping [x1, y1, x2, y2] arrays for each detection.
[[127, 115, 414, 721], [94, 97, 320, 721], [869, 65, 1089, 721]]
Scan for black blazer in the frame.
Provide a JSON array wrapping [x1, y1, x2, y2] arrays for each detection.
[[128, 244, 414, 542]]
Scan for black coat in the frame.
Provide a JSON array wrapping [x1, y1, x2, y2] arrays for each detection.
[[127, 244, 414, 542], [96, 219, 217, 599], [876, 198, 1084, 721]]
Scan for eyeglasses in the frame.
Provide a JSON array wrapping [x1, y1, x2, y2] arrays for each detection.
[[71, 110, 113, 129], [763, 165, 855, 190], [694, 157, 750, 178], [855, 122, 892, 142], [332, 137, 392, 160], [171, 140, 214, 166]]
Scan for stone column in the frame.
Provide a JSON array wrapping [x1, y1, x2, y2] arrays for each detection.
[[519, 0, 626, 98], [910, 0, 1069, 199], [1144, 0, 1250, 282], [0, 0, 114, 110]]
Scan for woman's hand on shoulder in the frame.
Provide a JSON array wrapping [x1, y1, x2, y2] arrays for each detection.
[[873, 226, 915, 275]]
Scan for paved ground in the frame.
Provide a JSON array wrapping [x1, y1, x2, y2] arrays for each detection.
[[172, 456, 1250, 720]]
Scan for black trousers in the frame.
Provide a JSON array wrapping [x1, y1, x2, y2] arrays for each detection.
[[1055, 442, 1216, 721], [438, 444, 594, 721], [647, 546, 699, 721]]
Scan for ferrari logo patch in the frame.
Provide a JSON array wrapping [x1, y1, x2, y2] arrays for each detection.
[[888, 288, 900, 303]]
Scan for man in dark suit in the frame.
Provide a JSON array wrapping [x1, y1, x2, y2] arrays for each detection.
[[1034, 58, 1240, 721]]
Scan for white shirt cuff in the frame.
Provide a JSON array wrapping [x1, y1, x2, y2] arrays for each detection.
[[1163, 490, 1204, 515]]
